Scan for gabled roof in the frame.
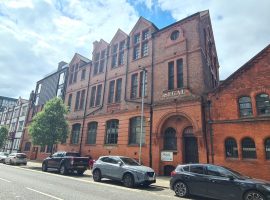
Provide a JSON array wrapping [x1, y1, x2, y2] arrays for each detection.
[[110, 28, 128, 44], [129, 16, 159, 35], [212, 44, 270, 95], [154, 10, 208, 34], [69, 53, 91, 65]]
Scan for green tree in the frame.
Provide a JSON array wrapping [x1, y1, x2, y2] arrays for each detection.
[[0, 126, 8, 149], [29, 97, 69, 154]]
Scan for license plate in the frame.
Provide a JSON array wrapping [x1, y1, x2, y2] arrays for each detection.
[[148, 177, 155, 181]]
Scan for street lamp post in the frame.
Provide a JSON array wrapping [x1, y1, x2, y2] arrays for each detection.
[[139, 67, 147, 165]]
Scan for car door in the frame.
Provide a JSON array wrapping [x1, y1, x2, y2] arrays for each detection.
[[186, 165, 209, 197], [206, 165, 242, 200], [47, 152, 59, 168]]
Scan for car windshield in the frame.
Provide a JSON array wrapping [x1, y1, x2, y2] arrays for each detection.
[[223, 166, 250, 179], [120, 157, 140, 166]]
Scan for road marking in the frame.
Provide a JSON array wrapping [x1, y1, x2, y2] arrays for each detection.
[[0, 177, 11, 182], [26, 187, 63, 200]]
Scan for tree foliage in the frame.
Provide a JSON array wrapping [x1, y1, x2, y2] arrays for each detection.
[[29, 97, 69, 153], [0, 126, 8, 149]]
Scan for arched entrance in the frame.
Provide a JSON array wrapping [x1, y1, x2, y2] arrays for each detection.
[[183, 127, 198, 163]]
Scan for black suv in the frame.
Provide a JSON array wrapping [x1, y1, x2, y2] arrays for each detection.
[[170, 164, 270, 200]]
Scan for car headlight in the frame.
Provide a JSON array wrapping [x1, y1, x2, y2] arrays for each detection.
[[262, 185, 270, 191]]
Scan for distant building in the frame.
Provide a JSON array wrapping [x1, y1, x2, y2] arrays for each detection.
[[0, 96, 17, 112], [21, 60, 73, 159], [0, 97, 29, 153]]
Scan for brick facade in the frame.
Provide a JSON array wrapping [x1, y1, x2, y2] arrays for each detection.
[[208, 45, 270, 180]]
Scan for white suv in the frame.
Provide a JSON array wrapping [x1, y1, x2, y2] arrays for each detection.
[[4, 153, 27, 165]]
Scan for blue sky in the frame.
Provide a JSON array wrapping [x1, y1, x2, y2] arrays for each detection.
[[0, 0, 269, 99]]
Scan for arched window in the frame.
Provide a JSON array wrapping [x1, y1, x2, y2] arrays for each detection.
[[87, 122, 98, 144], [265, 138, 270, 160], [242, 137, 256, 159], [163, 128, 177, 150], [24, 142, 31, 151], [71, 124, 81, 144], [129, 117, 145, 145], [183, 127, 193, 136], [225, 138, 238, 158], [105, 119, 119, 144], [239, 96, 253, 117], [256, 93, 270, 115]]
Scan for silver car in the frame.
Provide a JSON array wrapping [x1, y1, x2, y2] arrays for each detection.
[[4, 153, 27, 165], [0, 152, 9, 163], [92, 156, 156, 188]]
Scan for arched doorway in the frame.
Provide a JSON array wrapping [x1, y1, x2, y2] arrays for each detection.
[[183, 127, 198, 163]]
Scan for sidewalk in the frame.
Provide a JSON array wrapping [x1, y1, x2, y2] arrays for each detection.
[[26, 161, 170, 188]]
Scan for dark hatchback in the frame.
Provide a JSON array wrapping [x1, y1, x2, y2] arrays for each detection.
[[170, 164, 270, 200]]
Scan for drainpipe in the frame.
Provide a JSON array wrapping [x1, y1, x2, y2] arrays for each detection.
[[149, 33, 155, 168], [79, 62, 92, 154], [202, 97, 209, 163], [207, 100, 214, 163]]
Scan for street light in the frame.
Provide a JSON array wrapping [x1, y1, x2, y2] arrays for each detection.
[[139, 67, 147, 165]]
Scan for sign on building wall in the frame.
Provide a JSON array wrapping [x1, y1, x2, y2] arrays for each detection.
[[161, 151, 173, 161], [162, 89, 185, 99]]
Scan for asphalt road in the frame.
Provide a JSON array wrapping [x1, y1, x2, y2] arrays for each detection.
[[0, 163, 201, 200]]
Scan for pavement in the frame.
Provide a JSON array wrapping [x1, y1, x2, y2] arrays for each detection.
[[25, 161, 171, 189]]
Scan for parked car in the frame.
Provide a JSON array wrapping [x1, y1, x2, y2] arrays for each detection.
[[170, 163, 270, 200], [0, 152, 9, 163], [41, 151, 89, 175], [92, 156, 156, 188], [4, 153, 27, 165]]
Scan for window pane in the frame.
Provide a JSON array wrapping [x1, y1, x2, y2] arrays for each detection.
[[115, 79, 122, 103], [90, 86, 96, 107], [129, 117, 145, 144], [131, 74, 138, 99], [96, 85, 102, 106], [168, 62, 174, 90], [75, 91, 80, 110], [242, 138, 256, 159], [87, 122, 98, 144], [190, 166, 204, 174], [225, 138, 238, 158], [71, 124, 81, 144], [256, 93, 270, 115], [164, 127, 177, 150], [108, 80, 115, 103], [177, 59, 183, 88], [239, 96, 253, 117], [105, 120, 119, 144], [265, 138, 270, 160]]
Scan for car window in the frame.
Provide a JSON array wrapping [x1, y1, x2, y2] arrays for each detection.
[[52, 153, 58, 157], [189, 165, 205, 175], [207, 165, 232, 177], [100, 157, 109, 162], [120, 157, 140, 166], [16, 154, 26, 158], [66, 152, 80, 157], [182, 166, 189, 172], [107, 157, 119, 164]]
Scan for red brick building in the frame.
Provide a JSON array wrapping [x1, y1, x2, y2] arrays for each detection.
[[208, 44, 270, 180], [57, 10, 219, 176]]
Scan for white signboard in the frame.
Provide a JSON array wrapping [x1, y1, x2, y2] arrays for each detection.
[[161, 151, 173, 161]]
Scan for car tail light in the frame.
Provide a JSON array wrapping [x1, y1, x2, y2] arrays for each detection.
[[70, 157, 74, 165], [171, 170, 177, 176]]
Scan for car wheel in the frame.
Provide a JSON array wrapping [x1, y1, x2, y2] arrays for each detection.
[[93, 169, 102, 182], [42, 163, 48, 172], [59, 164, 67, 175], [77, 170, 85, 176], [244, 190, 265, 200], [123, 173, 134, 188], [174, 181, 189, 197]]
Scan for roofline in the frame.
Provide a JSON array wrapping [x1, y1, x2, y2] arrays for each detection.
[[212, 44, 270, 94]]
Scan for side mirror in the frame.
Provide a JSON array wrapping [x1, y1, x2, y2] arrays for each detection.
[[49, 155, 52, 158], [228, 175, 235, 181], [118, 161, 123, 166]]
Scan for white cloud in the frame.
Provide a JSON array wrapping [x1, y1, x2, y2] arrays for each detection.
[[0, 0, 138, 98]]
